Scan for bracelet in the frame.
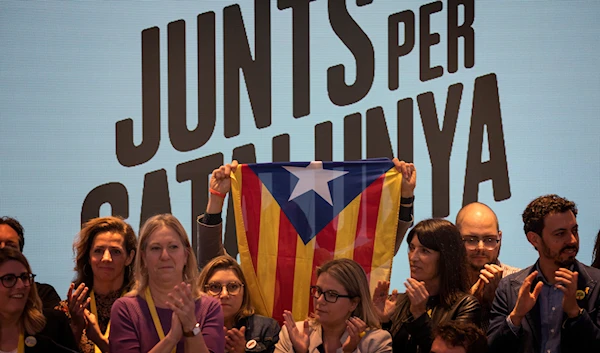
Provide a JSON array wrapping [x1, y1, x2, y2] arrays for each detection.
[[209, 188, 227, 198], [400, 196, 415, 204]]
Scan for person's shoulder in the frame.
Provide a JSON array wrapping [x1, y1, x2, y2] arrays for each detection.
[[112, 294, 144, 312], [502, 265, 534, 283], [576, 260, 600, 281], [499, 262, 521, 277], [364, 328, 392, 340], [247, 314, 280, 328], [42, 308, 69, 324], [199, 293, 221, 308], [361, 328, 392, 350], [454, 292, 480, 308], [36, 282, 61, 308]]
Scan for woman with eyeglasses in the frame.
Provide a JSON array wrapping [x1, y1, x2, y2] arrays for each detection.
[[198, 255, 280, 353], [56, 216, 136, 353], [275, 258, 392, 353], [0, 247, 79, 352], [109, 214, 225, 353], [373, 219, 481, 353]]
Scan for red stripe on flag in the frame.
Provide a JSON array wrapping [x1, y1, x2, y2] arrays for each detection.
[[308, 217, 339, 315], [272, 211, 299, 323], [241, 165, 263, 273], [353, 175, 384, 280]]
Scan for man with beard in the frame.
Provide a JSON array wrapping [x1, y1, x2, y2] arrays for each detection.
[[487, 195, 600, 353], [456, 203, 520, 329]]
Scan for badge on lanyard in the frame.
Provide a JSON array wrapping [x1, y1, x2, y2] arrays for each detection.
[[24, 336, 37, 347]]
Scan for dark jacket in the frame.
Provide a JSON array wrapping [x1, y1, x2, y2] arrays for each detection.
[[25, 309, 79, 353], [37, 282, 61, 309], [487, 260, 600, 353], [387, 292, 481, 353], [235, 314, 281, 353]]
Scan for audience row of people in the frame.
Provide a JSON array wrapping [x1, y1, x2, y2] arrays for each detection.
[[1, 160, 599, 353]]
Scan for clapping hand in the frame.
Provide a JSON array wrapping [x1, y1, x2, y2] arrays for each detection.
[[166, 283, 197, 335], [404, 278, 429, 319], [372, 281, 398, 322], [67, 283, 90, 335], [282, 310, 311, 353], [555, 268, 581, 318], [342, 317, 367, 353], [471, 264, 504, 304], [224, 326, 247, 353], [509, 271, 543, 326]]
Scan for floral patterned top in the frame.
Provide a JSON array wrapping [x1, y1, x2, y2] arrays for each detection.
[[56, 289, 122, 353]]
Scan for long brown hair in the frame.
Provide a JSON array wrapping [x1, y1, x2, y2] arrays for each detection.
[[0, 247, 46, 334], [405, 218, 469, 308], [198, 255, 254, 322], [73, 216, 137, 290]]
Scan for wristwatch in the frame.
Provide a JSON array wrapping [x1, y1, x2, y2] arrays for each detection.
[[183, 323, 201, 337]]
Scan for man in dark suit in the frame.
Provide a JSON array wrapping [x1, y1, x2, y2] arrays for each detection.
[[487, 194, 600, 353], [0, 216, 61, 308]]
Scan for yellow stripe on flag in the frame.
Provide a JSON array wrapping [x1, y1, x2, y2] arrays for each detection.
[[232, 169, 268, 317], [334, 194, 362, 260], [292, 235, 315, 321], [256, 184, 280, 317], [369, 168, 402, 294]]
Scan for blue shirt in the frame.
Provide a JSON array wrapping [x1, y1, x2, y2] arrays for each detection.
[[506, 264, 566, 353], [536, 265, 564, 353]]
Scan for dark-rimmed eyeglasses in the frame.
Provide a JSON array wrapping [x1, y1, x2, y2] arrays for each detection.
[[310, 285, 355, 303], [0, 273, 36, 288], [205, 282, 244, 296], [462, 236, 500, 251]]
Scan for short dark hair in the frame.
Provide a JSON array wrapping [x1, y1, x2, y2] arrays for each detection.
[[406, 219, 469, 308], [522, 194, 577, 236], [0, 216, 25, 251], [434, 321, 487, 353]]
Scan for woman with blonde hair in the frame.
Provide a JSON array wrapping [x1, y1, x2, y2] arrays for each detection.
[[57, 216, 136, 353], [109, 214, 224, 353], [0, 247, 78, 352], [198, 255, 280, 353], [275, 258, 392, 353]]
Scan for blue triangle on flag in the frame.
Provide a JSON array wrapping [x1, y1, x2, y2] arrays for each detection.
[[248, 158, 394, 245]]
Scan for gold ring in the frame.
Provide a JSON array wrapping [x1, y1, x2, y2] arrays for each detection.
[[359, 331, 366, 338]]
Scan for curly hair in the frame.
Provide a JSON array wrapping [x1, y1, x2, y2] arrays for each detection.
[[434, 321, 487, 353], [522, 194, 577, 236], [197, 255, 254, 323], [0, 247, 46, 334], [73, 216, 137, 290]]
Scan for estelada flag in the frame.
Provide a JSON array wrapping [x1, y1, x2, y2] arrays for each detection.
[[230, 158, 402, 323]]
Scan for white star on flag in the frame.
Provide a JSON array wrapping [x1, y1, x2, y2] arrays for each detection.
[[283, 161, 348, 206]]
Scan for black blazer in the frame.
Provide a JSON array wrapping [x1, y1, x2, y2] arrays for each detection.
[[388, 292, 481, 353], [487, 260, 600, 353], [24, 309, 79, 353]]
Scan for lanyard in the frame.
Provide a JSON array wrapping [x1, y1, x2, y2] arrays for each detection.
[[89, 290, 121, 353], [17, 332, 24, 353], [145, 287, 176, 353]]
